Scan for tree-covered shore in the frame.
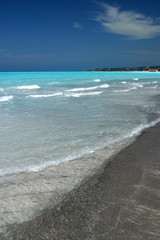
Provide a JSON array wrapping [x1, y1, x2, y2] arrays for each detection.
[[87, 65, 160, 72]]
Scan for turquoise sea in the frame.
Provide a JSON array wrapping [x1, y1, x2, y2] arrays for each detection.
[[0, 71, 160, 175]]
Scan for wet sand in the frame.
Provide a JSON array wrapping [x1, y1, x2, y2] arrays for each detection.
[[1, 123, 160, 239]]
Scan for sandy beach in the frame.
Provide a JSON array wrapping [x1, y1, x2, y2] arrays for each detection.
[[1, 122, 160, 239]]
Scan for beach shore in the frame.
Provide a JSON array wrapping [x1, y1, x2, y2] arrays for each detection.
[[1, 122, 160, 239]]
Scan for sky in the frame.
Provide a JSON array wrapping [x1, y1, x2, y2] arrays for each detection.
[[0, 0, 160, 71]]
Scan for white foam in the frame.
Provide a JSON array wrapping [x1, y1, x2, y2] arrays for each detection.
[[67, 84, 109, 92], [124, 118, 160, 139], [104, 118, 160, 157], [99, 84, 110, 88], [1, 147, 95, 176], [142, 81, 158, 85], [16, 85, 40, 90], [94, 79, 101, 82], [113, 87, 137, 93], [132, 83, 143, 88], [28, 92, 63, 98], [0, 96, 13, 102], [67, 86, 98, 92], [52, 92, 63, 96], [133, 78, 139, 81], [121, 81, 127, 84], [0, 88, 4, 92], [65, 91, 103, 97]]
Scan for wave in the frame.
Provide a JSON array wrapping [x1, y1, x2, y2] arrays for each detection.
[[16, 85, 40, 90], [67, 86, 98, 92], [99, 84, 110, 88], [132, 83, 143, 88], [67, 84, 109, 92], [0, 146, 95, 176], [28, 92, 63, 98], [113, 87, 137, 93], [0, 88, 4, 92], [113, 83, 144, 93], [94, 79, 101, 82], [65, 91, 103, 97], [142, 81, 158, 85], [0, 96, 13, 102], [133, 78, 139, 81], [121, 81, 127, 84], [124, 117, 160, 140], [28, 89, 104, 99]]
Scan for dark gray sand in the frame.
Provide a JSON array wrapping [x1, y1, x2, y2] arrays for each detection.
[[1, 123, 160, 240]]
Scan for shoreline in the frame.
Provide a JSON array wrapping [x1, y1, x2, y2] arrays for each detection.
[[0, 122, 160, 239], [0, 127, 137, 236]]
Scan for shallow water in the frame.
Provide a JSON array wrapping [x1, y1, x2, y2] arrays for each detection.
[[0, 71, 160, 175]]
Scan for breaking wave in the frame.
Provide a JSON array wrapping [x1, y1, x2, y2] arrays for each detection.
[[16, 85, 40, 90], [94, 79, 101, 82], [99, 84, 109, 88], [28, 92, 63, 98], [67, 84, 109, 92], [132, 83, 143, 87], [65, 91, 103, 97], [0, 96, 13, 102], [67, 86, 98, 92], [113, 87, 137, 93]]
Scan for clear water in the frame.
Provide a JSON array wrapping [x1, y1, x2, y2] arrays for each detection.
[[0, 71, 160, 175]]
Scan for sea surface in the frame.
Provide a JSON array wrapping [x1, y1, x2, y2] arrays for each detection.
[[0, 71, 160, 176]]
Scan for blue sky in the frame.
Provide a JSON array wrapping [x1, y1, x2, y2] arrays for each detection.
[[0, 0, 160, 71]]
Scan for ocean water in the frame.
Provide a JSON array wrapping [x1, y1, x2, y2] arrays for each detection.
[[0, 71, 160, 176]]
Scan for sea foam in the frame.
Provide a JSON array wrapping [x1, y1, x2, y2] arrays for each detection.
[[28, 92, 63, 98], [132, 83, 143, 88], [113, 87, 137, 93], [67, 86, 98, 92], [67, 84, 109, 92], [0, 96, 13, 102], [65, 91, 103, 97], [99, 84, 110, 88], [123, 117, 160, 139], [94, 79, 101, 82], [16, 85, 40, 89]]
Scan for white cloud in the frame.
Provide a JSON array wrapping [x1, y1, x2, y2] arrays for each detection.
[[73, 22, 83, 29], [95, 2, 160, 39]]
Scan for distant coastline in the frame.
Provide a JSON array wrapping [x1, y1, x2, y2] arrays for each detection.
[[87, 65, 160, 72]]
